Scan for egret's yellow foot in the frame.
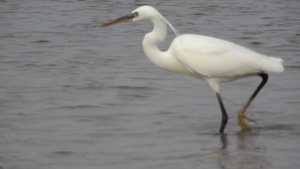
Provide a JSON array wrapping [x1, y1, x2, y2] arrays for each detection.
[[238, 115, 255, 130]]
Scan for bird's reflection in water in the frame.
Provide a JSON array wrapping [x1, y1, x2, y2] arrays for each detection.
[[219, 133, 228, 151], [216, 130, 271, 169], [217, 133, 229, 169]]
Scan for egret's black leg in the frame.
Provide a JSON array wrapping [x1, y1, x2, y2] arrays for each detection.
[[250, 73, 268, 102], [238, 73, 269, 130], [216, 93, 228, 133]]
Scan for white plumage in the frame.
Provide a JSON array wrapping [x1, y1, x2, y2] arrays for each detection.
[[100, 5, 284, 133]]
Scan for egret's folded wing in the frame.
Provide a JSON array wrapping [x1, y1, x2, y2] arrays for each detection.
[[172, 34, 264, 79]]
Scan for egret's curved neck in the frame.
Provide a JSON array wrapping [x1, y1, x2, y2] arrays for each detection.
[[142, 16, 171, 70]]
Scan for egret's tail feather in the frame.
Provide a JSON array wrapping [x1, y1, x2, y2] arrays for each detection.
[[265, 57, 284, 73]]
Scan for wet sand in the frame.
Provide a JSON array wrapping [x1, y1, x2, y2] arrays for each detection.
[[0, 0, 299, 169]]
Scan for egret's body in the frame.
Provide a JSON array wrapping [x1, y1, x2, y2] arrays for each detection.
[[100, 6, 284, 133]]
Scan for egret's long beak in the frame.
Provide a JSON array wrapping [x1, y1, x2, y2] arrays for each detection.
[[100, 13, 135, 27]]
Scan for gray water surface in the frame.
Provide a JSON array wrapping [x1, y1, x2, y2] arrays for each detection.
[[1, 0, 300, 169]]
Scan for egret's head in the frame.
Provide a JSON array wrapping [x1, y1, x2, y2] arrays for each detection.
[[100, 5, 159, 27], [131, 6, 159, 22]]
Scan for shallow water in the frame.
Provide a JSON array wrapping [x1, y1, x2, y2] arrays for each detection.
[[0, 0, 300, 169]]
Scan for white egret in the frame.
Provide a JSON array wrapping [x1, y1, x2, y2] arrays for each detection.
[[100, 6, 284, 133]]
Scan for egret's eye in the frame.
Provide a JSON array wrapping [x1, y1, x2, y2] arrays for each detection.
[[134, 12, 139, 18]]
